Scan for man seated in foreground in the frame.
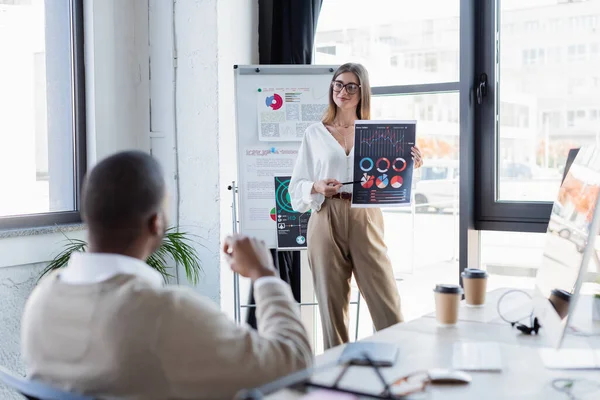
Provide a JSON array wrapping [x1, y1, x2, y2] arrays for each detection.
[[21, 151, 312, 400]]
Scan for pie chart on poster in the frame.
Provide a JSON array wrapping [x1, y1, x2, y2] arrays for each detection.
[[266, 93, 283, 110], [391, 175, 403, 188], [361, 174, 375, 189], [270, 208, 277, 221], [376, 174, 389, 189]]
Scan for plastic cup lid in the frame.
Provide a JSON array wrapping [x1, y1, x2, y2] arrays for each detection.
[[433, 284, 463, 294], [461, 268, 488, 279]]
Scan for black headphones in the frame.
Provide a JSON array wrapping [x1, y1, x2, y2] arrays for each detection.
[[512, 315, 541, 335], [496, 289, 542, 335]]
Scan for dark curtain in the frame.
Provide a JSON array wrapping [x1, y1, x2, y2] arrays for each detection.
[[245, 250, 302, 329], [246, 0, 323, 329], [258, 0, 323, 64]]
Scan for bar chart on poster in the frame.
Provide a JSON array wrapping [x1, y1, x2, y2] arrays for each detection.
[[234, 65, 337, 248], [352, 120, 417, 208]]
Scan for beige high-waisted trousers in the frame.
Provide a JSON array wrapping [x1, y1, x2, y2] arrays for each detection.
[[307, 197, 403, 350]]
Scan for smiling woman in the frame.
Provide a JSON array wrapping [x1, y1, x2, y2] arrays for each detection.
[[312, 0, 462, 331], [289, 62, 424, 350]]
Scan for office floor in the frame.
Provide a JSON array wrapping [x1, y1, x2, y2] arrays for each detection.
[[240, 253, 535, 355], [238, 209, 541, 355], [235, 258, 537, 355], [309, 260, 536, 355]]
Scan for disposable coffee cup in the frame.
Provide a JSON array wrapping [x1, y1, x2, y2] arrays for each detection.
[[549, 288, 571, 320], [461, 268, 488, 307], [433, 284, 463, 326]]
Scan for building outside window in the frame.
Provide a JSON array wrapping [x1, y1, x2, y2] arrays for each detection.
[[311, 0, 600, 341]]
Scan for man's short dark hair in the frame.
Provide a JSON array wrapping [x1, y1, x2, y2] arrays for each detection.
[[82, 151, 166, 242]]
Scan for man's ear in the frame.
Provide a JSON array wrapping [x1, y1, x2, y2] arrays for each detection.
[[148, 213, 164, 236]]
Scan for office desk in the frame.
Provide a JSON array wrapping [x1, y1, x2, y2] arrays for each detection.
[[264, 288, 600, 399]]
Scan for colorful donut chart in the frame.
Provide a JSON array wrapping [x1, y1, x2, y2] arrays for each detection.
[[360, 157, 374, 172], [265, 93, 283, 110], [392, 157, 407, 172], [376, 157, 390, 173]]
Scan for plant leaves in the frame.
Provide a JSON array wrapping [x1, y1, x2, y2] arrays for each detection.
[[42, 227, 202, 285], [39, 239, 87, 282]]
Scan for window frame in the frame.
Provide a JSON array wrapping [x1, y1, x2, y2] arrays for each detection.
[[475, 0, 553, 234], [0, 0, 87, 231], [314, 0, 480, 274]]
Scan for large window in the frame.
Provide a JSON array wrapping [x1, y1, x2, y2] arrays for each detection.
[[478, 0, 600, 232], [307, 1, 600, 331], [314, 0, 461, 327], [0, 0, 85, 230], [314, 0, 459, 86]]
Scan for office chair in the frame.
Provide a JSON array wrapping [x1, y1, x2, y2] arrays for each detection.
[[0, 365, 96, 400]]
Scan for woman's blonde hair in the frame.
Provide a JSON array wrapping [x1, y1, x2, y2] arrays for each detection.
[[322, 62, 371, 125]]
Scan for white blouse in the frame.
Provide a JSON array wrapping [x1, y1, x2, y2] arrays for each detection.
[[289, 122, 354, 213]]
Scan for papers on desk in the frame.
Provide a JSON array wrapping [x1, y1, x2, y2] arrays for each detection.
[[452, 342, 503, 372], [539, 348, 600, 369]]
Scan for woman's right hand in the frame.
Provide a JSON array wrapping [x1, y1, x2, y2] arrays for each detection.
[[313, 179, 343, 197]]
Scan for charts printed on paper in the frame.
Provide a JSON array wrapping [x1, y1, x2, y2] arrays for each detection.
[[240, 146, 298, 233], [351, 120, 417, 208], [257, 87, 328, 142], [274, 176, 310, 249]]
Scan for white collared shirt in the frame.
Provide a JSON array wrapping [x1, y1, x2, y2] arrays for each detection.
[[59, 252, 164, 288], [289, 122, 354, 213], [60, 251, 282, 290]]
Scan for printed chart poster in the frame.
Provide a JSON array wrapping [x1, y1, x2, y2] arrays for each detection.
[[274, 176, 310, 249], [257, 87, 328, 142], [352, 120, 417, 208], [240, 147, 298, 235]]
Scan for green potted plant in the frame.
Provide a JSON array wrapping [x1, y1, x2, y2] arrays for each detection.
[[40, 228, 202, 285]]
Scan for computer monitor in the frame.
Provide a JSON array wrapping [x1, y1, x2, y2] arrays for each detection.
[[533, 145, 600, 350]]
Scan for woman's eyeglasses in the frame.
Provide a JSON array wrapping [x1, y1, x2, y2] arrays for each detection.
[[332, 80, 361, 95]]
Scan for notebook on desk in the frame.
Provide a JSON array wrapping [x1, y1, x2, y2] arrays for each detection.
[[338, 341, 399, 367], [452, 342, 503, 372]]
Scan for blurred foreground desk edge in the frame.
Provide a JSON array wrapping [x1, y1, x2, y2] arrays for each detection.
[[256, 288, 600, 400]]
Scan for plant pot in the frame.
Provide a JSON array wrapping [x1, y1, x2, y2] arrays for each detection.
[[593, 297, 600, 322]]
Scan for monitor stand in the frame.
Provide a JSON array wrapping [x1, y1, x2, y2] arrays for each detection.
[[539, 348, 600, 369]]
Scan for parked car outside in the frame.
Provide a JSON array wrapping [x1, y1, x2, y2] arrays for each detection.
[[413, 159, 458, 213], [548, 202, 587, 252]]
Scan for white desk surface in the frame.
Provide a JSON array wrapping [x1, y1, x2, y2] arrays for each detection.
[[264, 288, 600, 399]]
